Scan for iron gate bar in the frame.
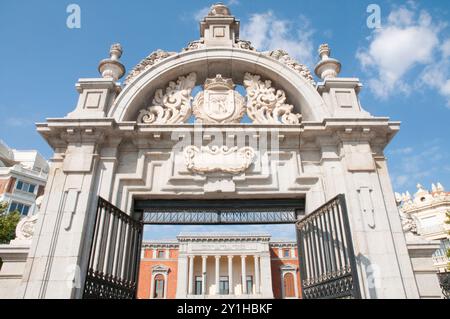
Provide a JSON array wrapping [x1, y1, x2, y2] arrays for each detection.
[[296, 194, 361, 299], [83, 197, 143, 299], [134, 198, 305, 225]]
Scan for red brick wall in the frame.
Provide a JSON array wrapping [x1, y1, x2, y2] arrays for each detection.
[[0, 178, 10, 195], [6, 177, 15, 193], [270, 247, 302, 299], [137, 248, 179, 299]]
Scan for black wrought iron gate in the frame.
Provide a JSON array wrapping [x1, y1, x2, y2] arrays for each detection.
[[83, 197, 143, 299], [296, 194, 361, 299]]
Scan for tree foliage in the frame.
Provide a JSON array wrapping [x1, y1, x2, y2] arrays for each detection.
[[0, 202, 20, 244]]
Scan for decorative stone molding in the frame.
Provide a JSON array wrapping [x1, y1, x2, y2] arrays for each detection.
[[15, 214, 38, 241], [193, 75, 245, 124], [264, 49, 315, 86], [152, 264, 170, 274], [137, 73, 197, 124], [243, 73, 302, 124], [125, 50, 176, 85], [234, 40, 255, 51], [183, 39, 205, 52], [184, 145, 255, 175]]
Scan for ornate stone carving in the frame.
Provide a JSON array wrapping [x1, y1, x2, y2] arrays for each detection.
[[138, 73, 197, 124], [183, 39, 205, 52], [15, 214, 38, 241], [184, 145, 255, 174], [243, 73, 302, 124], [264, 49, 316, 86], [125, 50, 176, 85], [234, 40, 256, 51], [193, 75, 245, 124]]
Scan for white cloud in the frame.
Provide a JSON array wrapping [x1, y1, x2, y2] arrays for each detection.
[[357, 5, 450, 104], [241, 11, 315, 67], [193, 6, 210, 22], [390, 142, 448, 192]]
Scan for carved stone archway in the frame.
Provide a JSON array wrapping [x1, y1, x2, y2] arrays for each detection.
[[19, 3, 421, 299]]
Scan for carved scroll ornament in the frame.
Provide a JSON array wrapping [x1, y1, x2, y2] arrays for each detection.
[[137, 73, 197, 124], [125, 50, 176, 85], [243, 73, 301, 124], [15, 214, 38, 241], [184, 145, 255, 174]]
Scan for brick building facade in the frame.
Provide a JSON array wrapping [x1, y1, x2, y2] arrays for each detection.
[[137, 233, 301, 299]]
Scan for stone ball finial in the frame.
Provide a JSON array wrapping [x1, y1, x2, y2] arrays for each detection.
[[314, 43, 341, 81], [98, 43, 126, 81], [208, 3, 231, 16]]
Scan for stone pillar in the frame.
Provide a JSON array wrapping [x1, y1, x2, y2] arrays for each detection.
[[215, 256, 220, 295], [254, 255, 260, 294], [241, 255, 247, 294], [259, 253, 274, 298], [228, 255, 233, 295], [188, 255, 194, 295], [176, 253, 189, 299], [201, 255, 207, 296]]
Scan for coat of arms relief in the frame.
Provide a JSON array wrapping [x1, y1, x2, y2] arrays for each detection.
[[137, 72, 301, 125], [137, 72, 301, 175]]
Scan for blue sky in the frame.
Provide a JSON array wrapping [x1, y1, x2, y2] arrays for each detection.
[[0, 1, 449, 240]]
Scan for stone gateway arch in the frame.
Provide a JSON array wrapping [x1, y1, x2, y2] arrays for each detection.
[[18, 4, 419, 299]]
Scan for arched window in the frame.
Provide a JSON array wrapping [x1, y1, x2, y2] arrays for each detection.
[[153, 274, 165, 299], [283, 273, 295, 298]]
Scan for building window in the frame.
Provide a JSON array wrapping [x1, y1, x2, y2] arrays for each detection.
[[283, 273, 295, 298], [9, 201, 30, 216], [194, 276, 202, 295], [219, 276, 229, 295], [153, 274, 165, 299], [283, 249, 290, 258], [157, 250, 165, 258], [246, 275, 253, 294], [15, 180, 36, 194]]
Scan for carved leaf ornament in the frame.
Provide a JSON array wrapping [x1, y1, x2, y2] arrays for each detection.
[[137, 72, 301, 125]]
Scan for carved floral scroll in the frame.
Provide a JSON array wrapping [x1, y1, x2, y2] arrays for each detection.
[[243, 73, 301, 125], [137, 73, 197, 124]]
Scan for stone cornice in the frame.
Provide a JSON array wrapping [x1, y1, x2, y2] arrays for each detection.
[[36, 117, 399, 151]]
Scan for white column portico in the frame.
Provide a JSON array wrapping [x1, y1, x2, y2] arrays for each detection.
[[254, 255, 260, 294], [241, 255, 247, 295], [188, 256, 194, 295], [215, 256, 220, 295], [228, 255, 234, 295], [201, 255, 207, 296], [176, 233, 271, 299]]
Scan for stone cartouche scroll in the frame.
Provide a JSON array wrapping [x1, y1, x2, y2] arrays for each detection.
[[184, 145, 255, 174]]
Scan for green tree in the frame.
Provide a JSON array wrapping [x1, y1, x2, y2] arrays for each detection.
[[0, 202, 20, 244]]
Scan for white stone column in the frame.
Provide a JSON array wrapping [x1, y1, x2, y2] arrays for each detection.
[[215, 256, 220, 295], [201, 255, 207, 296], [241, 255, 247, 294], [259, 253, 274, 298], [254, 255, 260, 294], [188, 255, 194, 295], [175, 253, 189, 299], [228, 255, 233, 295]]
